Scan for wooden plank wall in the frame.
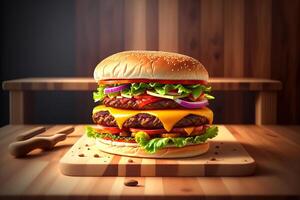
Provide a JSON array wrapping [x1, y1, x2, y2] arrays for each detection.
[[75, 0, 300, 124]]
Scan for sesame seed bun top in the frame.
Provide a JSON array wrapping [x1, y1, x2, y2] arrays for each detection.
[[94, 51, 209, 82]]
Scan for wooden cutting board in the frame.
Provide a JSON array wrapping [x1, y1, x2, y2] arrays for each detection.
[[59, 125, 255, 177]]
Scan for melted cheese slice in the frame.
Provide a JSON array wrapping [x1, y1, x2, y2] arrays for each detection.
[[93, 105, 213, 132]]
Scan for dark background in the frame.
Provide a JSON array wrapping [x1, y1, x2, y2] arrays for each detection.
[[1, 0, 299, 126]]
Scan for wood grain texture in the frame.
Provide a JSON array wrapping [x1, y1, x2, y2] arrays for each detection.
[[59, 126, 255, 177], [124, 0, 147, 50], [200, 0, 224, 77], [223, 0, 246, 124], [255, 91, 277, 124], [158, 0, 178, 52], [271, 0, 300, 124], [75, 0, 100, 77], [9, 91, 34, 124], [145, 0, 158, 50], [98, 0, 124, 59], [9, 91, 24, 124], [244, 0, 272, 78], [224, 0, 244, 77], [0, 125, 300, 199], [178, 0, 201, 59]]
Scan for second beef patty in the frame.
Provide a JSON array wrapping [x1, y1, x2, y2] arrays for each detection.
[[93, 111, 209, 129]]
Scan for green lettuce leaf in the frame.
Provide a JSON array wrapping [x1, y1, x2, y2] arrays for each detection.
[[191, 86, 202, 99], [149, 82, 164, 88], [122, 83, 149, 96], [188, 85, 212, 99], [85, 126, 135, 142], [132, 83, 149, 93], [134, 126, 219, 153], [193, 126, 218, 143], [150, 83, 213, 99], [86, 126, 96, 138], [120, 89, 133, 98], [93, 82, 215, 102], [93, 85, 106, 102], [174, 84, 192, 94]]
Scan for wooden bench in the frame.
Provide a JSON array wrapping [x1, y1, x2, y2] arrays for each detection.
[[2, 77, 282, 125]]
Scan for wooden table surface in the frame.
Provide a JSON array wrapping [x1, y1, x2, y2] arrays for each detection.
[[0, 125, 299, 199]]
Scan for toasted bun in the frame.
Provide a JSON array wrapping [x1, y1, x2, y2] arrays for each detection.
[[95, 139, 209, 158], [94, 51, 208, 82]]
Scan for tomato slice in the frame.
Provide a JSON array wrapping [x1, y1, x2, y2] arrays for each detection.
[[92, 125, 121, 134], [98, 79, 207, 85], [132, 95, 162, 108], [135, 95, 162, 108], [138, 98, 162, 108]]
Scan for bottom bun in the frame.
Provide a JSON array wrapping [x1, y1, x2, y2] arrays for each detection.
[[95, 139, 210, 158]]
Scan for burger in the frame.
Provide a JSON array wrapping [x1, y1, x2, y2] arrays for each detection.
[[86, 51, 218, 158]]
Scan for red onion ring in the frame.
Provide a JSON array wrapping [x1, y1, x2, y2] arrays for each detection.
[[104, 84, 129, 94], [174, 99, 208, 109]]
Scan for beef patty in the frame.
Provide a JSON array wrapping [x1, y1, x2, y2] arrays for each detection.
[[103, 97, 184, 110], [93, 111, 209, 129]]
